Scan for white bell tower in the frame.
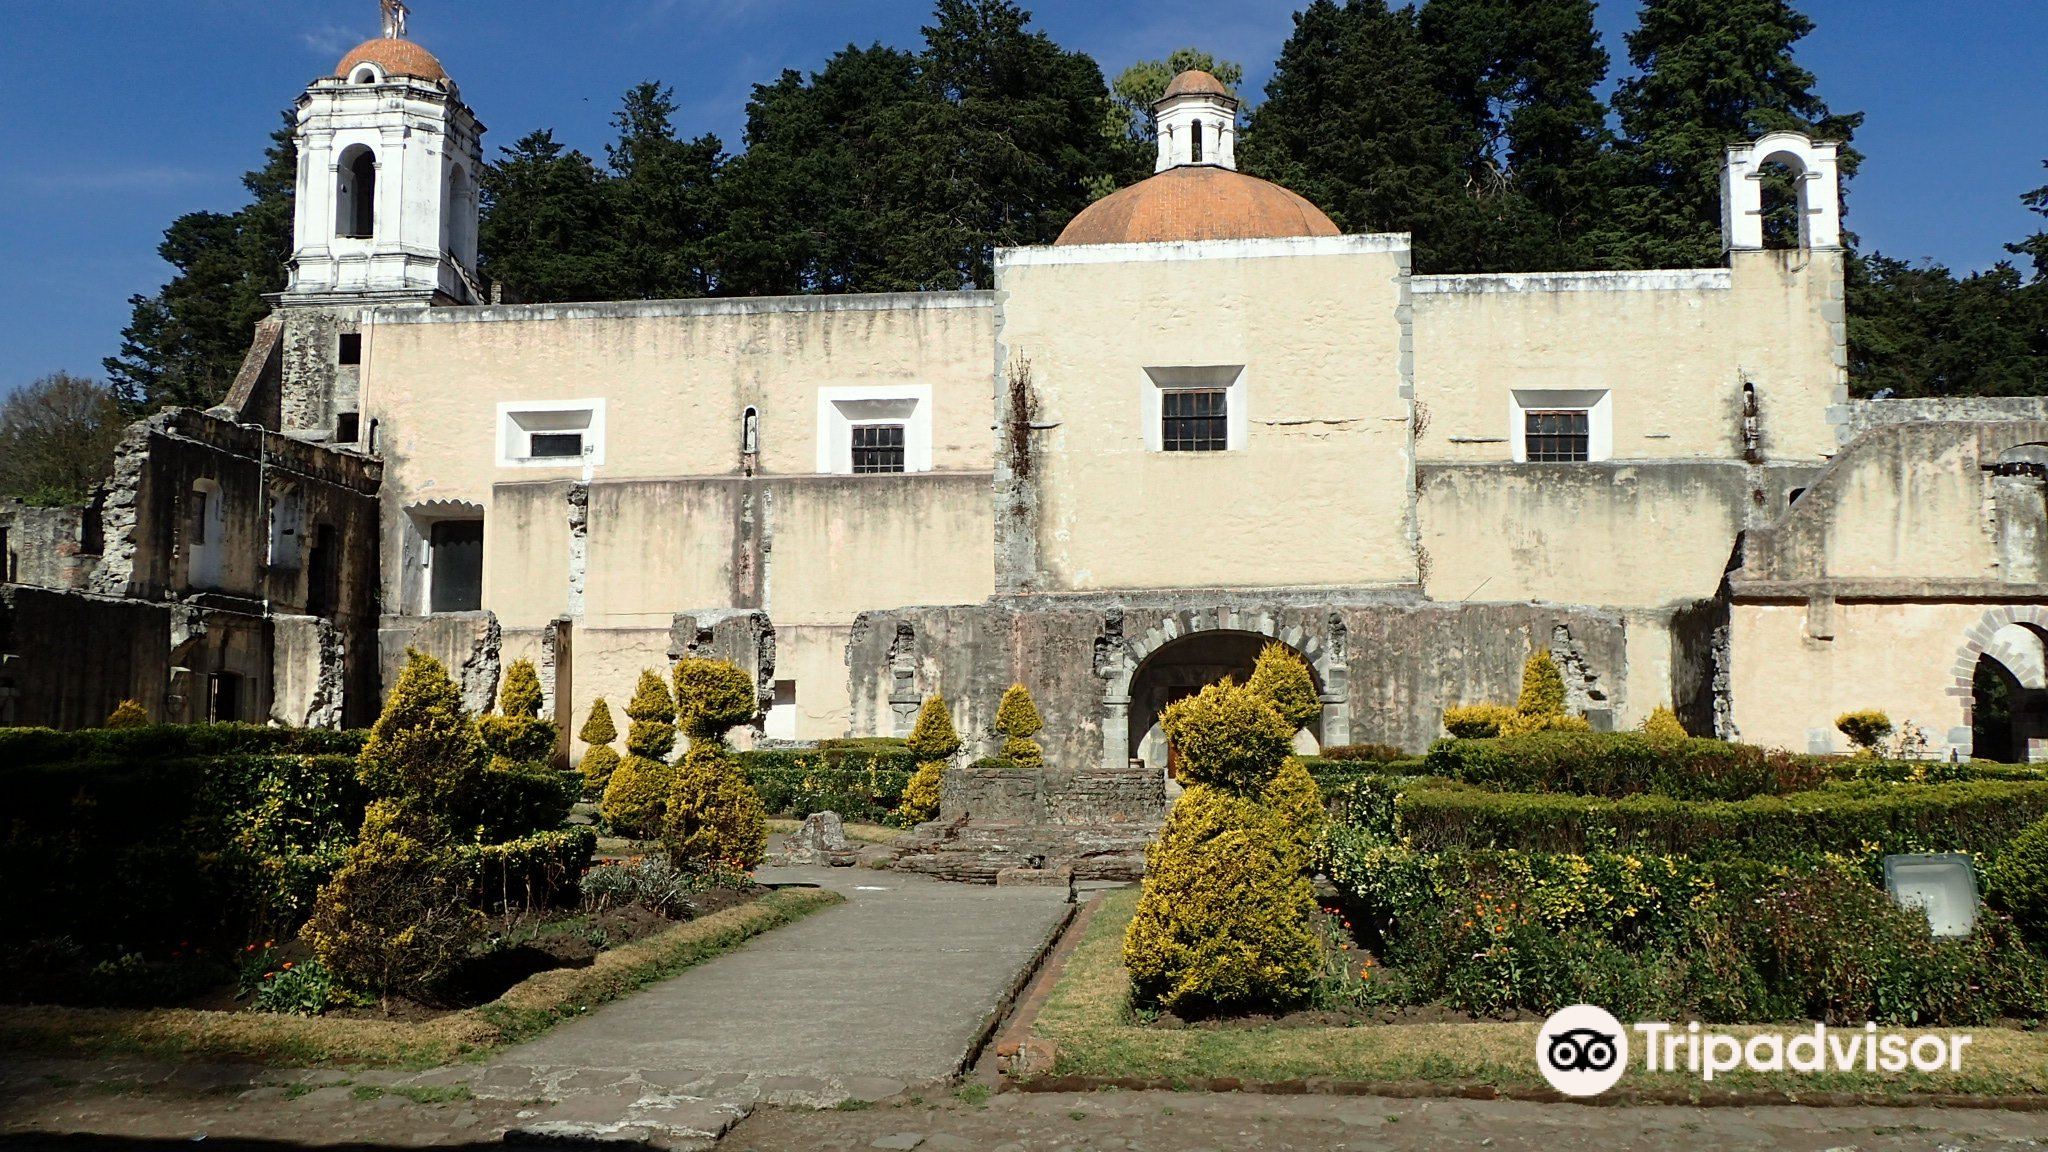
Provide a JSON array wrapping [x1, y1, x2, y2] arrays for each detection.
[[1154, 70, 1239, 173], [1721, 132, 1842, 253], [286, 4, 484, 303]]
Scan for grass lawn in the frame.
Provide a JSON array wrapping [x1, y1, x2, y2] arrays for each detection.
[[1031, 888, 2048, 1100], [0, 887, 841, 1069]]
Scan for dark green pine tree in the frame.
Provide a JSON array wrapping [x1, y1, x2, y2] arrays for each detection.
[[1237, 0, 1477, 273], [918, 0, 1128, 287], [1847, 254, 2045, 398], [104, 113, 297, 411], [1592, 0, 1862, 269], [606, 83, 726, 299], [2012, 161, 2048, 283], [1418, 0, 1613, 269], [477, 130, 619, 303]]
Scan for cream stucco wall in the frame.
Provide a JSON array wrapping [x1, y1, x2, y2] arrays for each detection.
[[1413, 250, 1845, 465], [996, 235, 1418, 592]]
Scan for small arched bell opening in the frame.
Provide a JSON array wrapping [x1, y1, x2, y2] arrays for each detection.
[[1974, 623, 2048, 763], [443, 162, 474, 265], [1126, 629, 1323, 783], [1756, 155, 1807, 251], [336, 146, 378, 240]]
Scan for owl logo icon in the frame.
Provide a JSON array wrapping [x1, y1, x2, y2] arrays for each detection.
[[1536, 1005, 1629, 1096]]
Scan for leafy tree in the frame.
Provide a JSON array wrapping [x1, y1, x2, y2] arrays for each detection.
[[477, 130, 619, 303], [0, 373, 128, 505], [1107, 49, 1243, 145], [105, 114, 296, 410], [2013, 161, 2048, 282], [1591, 0, 1862, 268], [1848, 253, 2046, 398]]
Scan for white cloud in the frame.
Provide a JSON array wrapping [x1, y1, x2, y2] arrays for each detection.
[[302, 23, 358, 57]]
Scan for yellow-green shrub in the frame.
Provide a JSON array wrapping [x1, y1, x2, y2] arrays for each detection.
[[499, 659, 544, 718], [105, 699, 148, 728], [1836, 710, 1894, 753], [1263, 756, 1329, 861], [578, 698, 620, 794], [302, 801, 482, 1004], [663, 743, 768, 869], [1641, 706, 1688, 743], [995, 684, 1044, 766], [1246, 643, 1321, 730], [1443, 702, 1517, 738], [899, 696, 961, 825], [356, 650, 484, 834], [600, 753, 673, 839], [1502, 709, 1593, 736], [479, 658, 557, 766], [1162, 681, 1294, 794], [1122, 784, 1321, 1016], [624, 670, 677, 760], [1517, 650, 1568, 717], [671, 658, 758, 738]]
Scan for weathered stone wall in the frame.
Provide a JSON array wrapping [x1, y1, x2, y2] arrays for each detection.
[[0, 586, 170, 727], [379, 610, 502, 716], [1832, 396, 2048, 446], [1, 502, 99, 591]]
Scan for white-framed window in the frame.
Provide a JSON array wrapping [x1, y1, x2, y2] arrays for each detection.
[[817, 385, 932, 475], [497, 399, 605, 468], [1143, 365, 1247, 452], [1510, 389, 1611, 463]]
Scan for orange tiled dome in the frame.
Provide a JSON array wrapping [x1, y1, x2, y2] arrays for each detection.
[[336, 38, 449, 82], [1054, 166, 1340, 246], [1160, 69, 1233, 101]]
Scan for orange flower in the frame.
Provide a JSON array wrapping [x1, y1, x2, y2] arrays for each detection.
[[281, 962, 294, 971]]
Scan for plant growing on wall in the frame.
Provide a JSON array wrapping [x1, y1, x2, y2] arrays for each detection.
[[662, 658, 768, 870], [1122, 680, 1321, 1016], [899, 695, 962, 825], [601, 669, 678, 838], [577, 697, 621, 795], [994, 684, 1045, 766], [1836, 710, 1894, 755]]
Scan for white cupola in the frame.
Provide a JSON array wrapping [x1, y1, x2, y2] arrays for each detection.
[[286, 2, 485, 303], [1154, 70, 1239, 173]]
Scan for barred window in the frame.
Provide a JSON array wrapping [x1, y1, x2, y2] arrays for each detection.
[[1524, 410, 1590, 462], [1162, 389, 1228, 452], [851, 423, 906, 473]]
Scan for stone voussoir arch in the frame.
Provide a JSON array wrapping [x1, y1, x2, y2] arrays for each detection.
[[1100, 607, 1349, 771], [1949, 605, 2048, 731]]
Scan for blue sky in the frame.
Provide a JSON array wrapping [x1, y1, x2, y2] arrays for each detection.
[[1, 1, 2042, 395]]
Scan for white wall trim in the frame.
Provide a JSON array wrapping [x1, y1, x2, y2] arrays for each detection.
[[496, 398, 606, 469], [1414, 269, 1731, 296], [998, 232, 1409, 269], [815, 384, 934, 474]]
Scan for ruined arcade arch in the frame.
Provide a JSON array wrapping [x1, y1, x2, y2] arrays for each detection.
[[1951, 606, 2048, 762]]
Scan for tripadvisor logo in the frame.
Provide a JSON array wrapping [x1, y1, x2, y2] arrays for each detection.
[[1536, 1005, 1974, 1097]]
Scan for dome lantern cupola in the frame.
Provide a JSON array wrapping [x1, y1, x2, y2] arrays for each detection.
[[1154, 69, 1238, 173]]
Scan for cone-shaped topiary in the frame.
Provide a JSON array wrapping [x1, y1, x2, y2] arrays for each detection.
[[356, 650, 484, 835], [601, 753, 673, 839], [105, 699, 148, 728], [1161, 680, 1294, 795], [624, 670, 677, 760], [1122, 784, 1321, 1016], [303, 799, 482, 1006], [671, 658, 758, 739], [1516, 649, 1568, 718], [577, 698, 621, 794], [899, 696, 961, 824], [662, 742, 767, 869], [1246, 643, 1321, 731], [1262, 756, 1328, 863], [499, 659, 544, 718], [1641, 705, 1688, 743], [995, 684, 1044, 766]]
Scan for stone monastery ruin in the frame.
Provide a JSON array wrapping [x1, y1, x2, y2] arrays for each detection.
[[8, 19, 2048, 793]]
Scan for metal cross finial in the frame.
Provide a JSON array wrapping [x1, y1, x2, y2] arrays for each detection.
[[381, 0, 409, 38]]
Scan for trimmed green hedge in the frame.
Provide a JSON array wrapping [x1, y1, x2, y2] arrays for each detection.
[[1396, 778, 2048, 862], [1421, 732, 2048, 801], [0, 723, 366, 766], [738, 743, 915, 824], [1301, 757, 1426, 801], [457, 827, 598, 912]]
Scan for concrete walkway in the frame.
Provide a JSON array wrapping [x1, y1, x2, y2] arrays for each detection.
[[459, 864, 1074, 1146]]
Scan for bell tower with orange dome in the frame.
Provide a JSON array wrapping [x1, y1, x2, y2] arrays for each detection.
[[285, 1, 484, 305]]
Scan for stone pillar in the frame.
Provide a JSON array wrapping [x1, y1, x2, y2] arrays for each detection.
[[1994, 472, 2047, 584], [1100, 695, 1130, 771]]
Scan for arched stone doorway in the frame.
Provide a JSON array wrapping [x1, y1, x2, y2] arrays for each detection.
[[1100, 610, 1350, 776], [1952, 608, 2048, 762]]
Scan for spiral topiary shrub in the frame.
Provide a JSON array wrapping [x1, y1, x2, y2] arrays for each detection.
[[662, 657, 768, 869], [577, 697, 621, 795], [602, 670, 678, 838], [899, 695, 961, 825], [1122, 785, 1321, 1016], [994, 684, 1044, 766], [1246, 643, 1321, 731], [1161, 681, 1294, 794]]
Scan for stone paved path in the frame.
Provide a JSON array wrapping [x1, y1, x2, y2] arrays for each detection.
[[463, 864, 1074, 1146]]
